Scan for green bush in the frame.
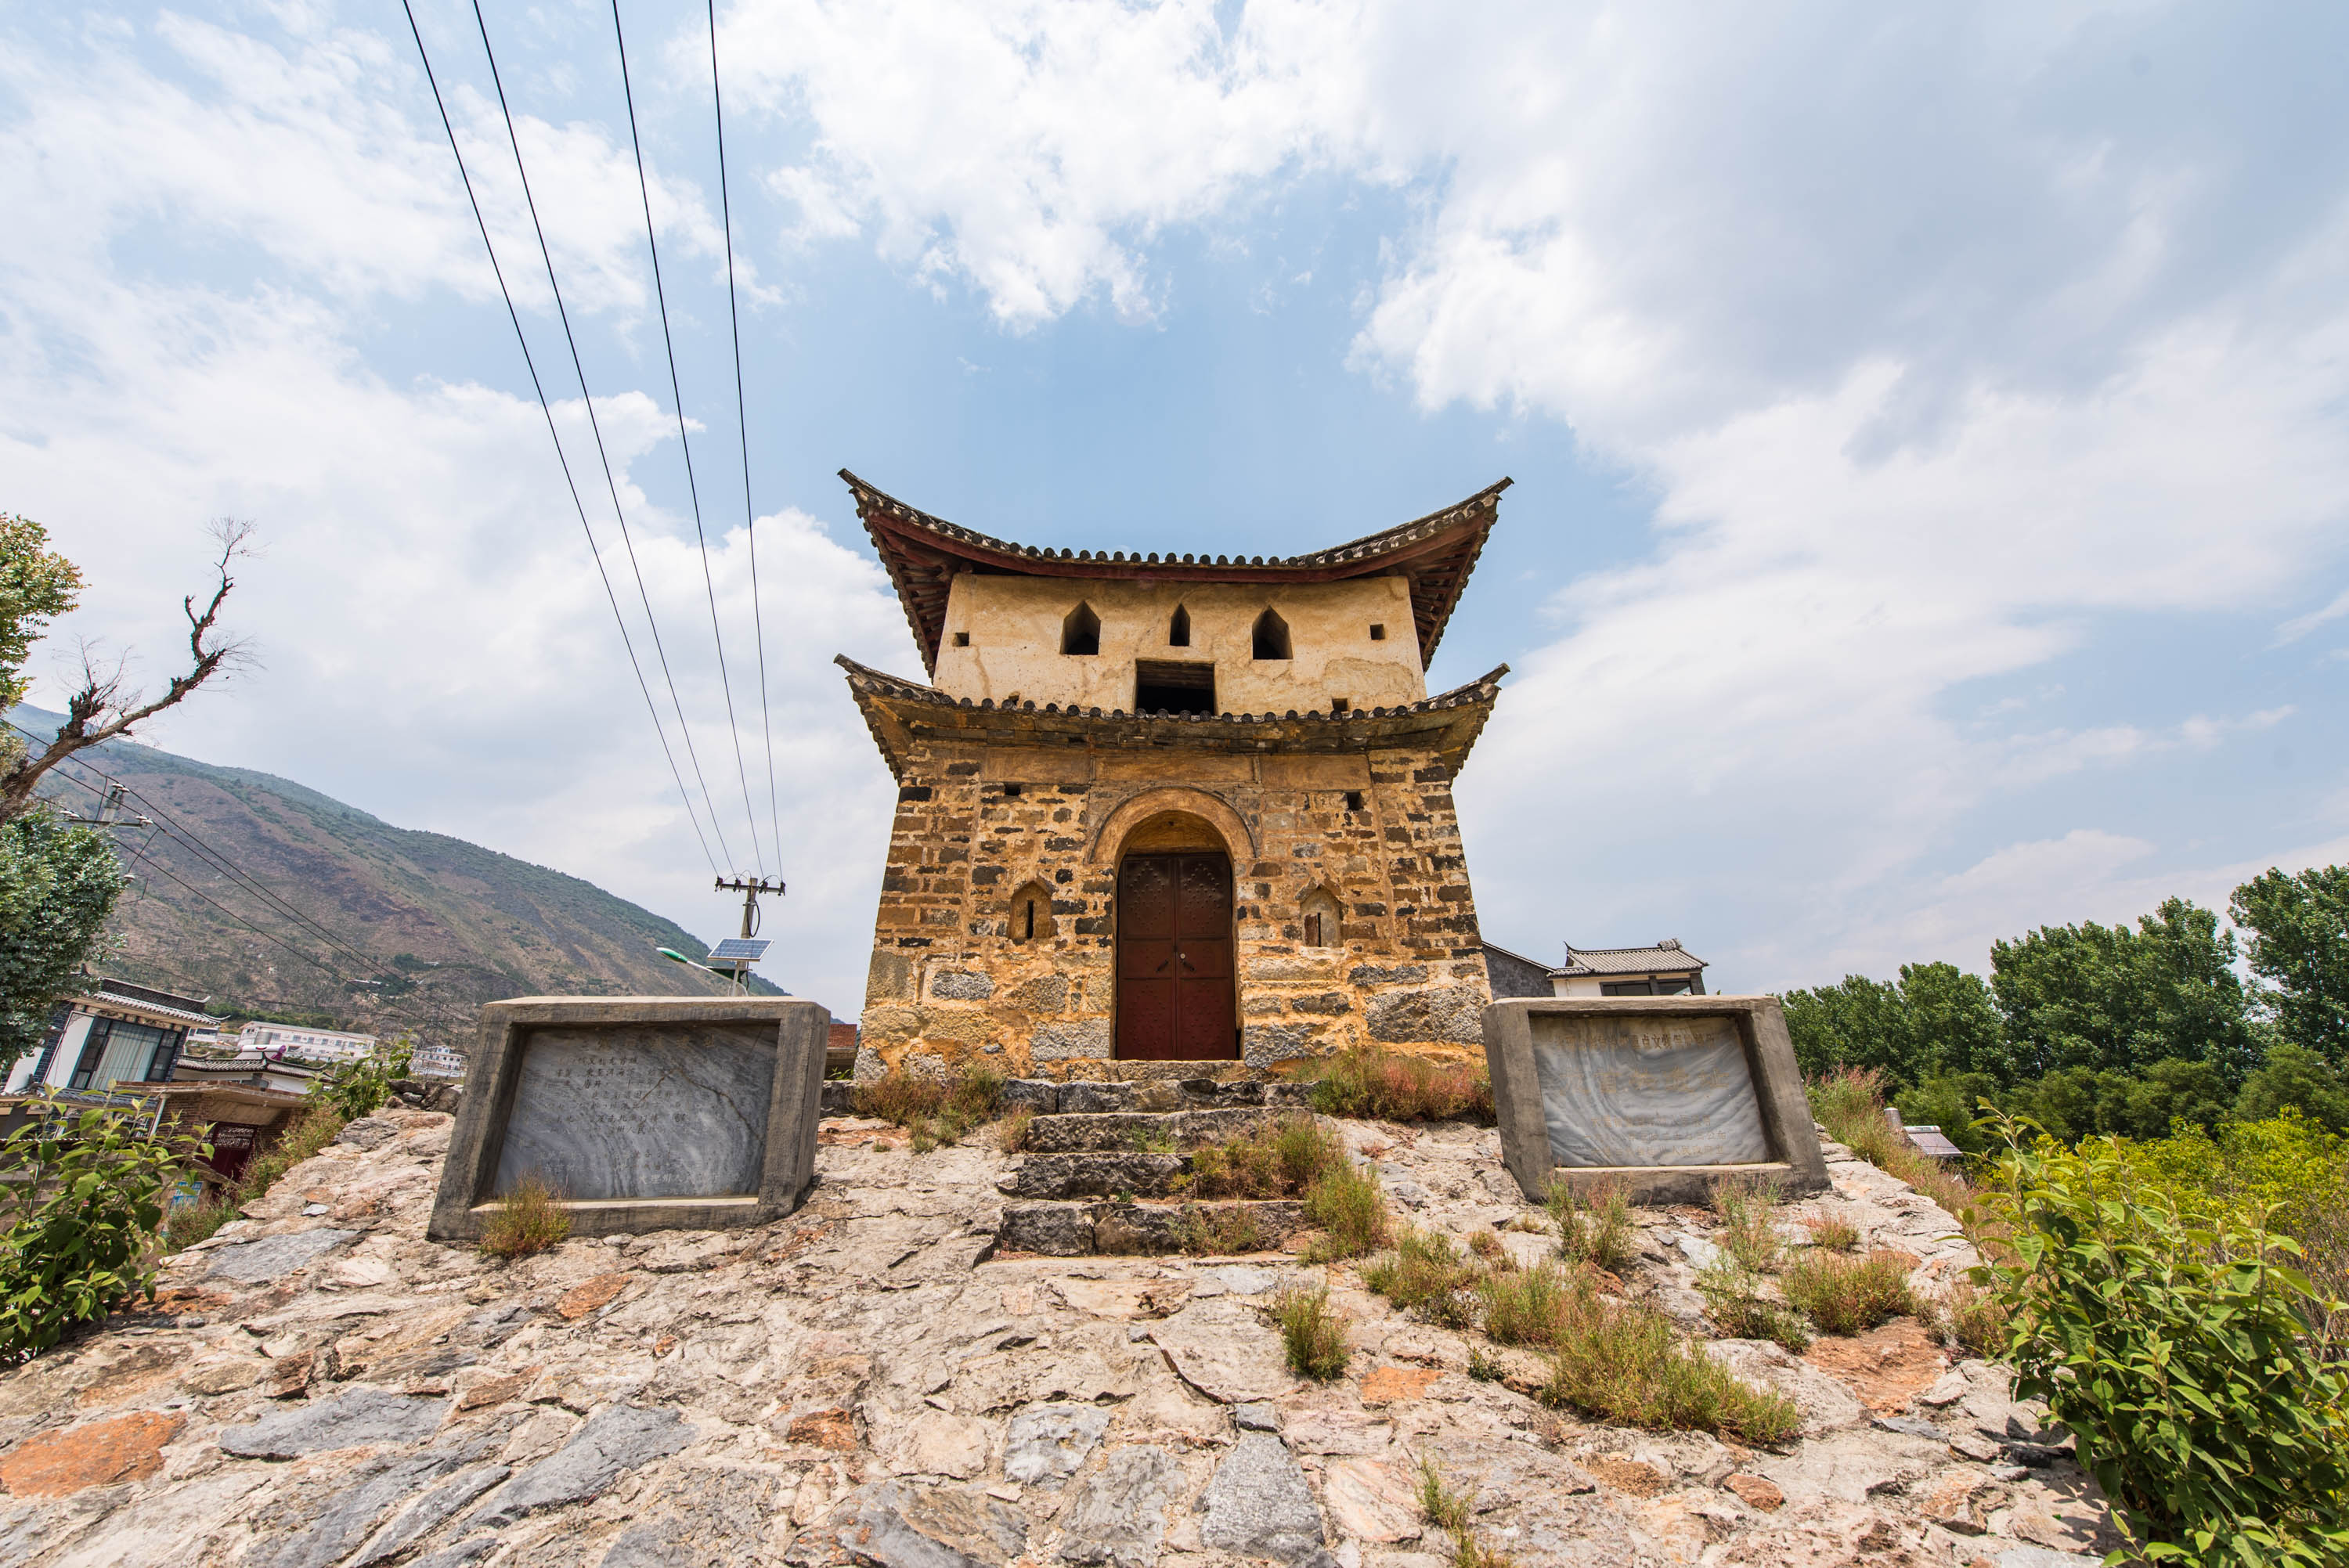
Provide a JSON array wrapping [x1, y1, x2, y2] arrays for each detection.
[[0, 1097, 196, 1364], [1979, 1119, 2349, 1566], [317, 1040, 415, 1122], [1272, 1285, 1350, 1380]]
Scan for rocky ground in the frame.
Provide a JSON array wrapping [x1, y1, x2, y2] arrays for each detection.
[[0, 1108, 2124, 1567]]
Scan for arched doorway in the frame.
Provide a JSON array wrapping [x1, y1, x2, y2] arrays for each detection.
[[1114, 811, 1238, 1060]]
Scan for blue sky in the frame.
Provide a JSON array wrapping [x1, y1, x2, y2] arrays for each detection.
[[4, 0, 2345, 1016]]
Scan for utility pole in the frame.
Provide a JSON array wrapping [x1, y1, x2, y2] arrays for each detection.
[[715, 874, 785, 939], [62, 784, 152, 831]]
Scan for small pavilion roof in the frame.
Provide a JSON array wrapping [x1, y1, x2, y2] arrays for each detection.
[[1552, 941, 1709, 979], [841, 471, 1510, 676]]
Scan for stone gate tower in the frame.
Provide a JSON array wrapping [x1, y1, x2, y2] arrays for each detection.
[[837, 471, 1510, 1077]]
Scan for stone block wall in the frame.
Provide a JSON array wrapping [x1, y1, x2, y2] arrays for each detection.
[[854, 736, 1492, 1079]]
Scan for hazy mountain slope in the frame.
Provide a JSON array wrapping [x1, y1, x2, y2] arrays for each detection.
[[10, 705, 777, 1040]]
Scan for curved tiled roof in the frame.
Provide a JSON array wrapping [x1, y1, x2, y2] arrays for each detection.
[[1554, 941, 1708, 977], [841, 471, 1509, 676], [834, 654, 1509, 782]]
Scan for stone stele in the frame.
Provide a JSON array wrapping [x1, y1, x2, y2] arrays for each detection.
[[427, 997, 828, 1241], [1483, 996, 1828, 1205]]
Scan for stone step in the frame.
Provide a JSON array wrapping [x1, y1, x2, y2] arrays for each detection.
[[1001, 1152, 1191, 1199], [1019, 1107, 1280, 1155], [997, 1199, 1308, 1256]]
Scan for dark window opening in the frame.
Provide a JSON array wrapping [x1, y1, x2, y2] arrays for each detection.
[[1169, 604, 1191, 646], [1011, 881, 1054, 943], [1600, 981, 1654, 997], [1656, 978, 1696, 996], [1330, 697, 1350, 715], [1062, 601, 1100, 655], [1303, 912, 1323, 946], [1251, 607, 1291, 660], [1135, 659, 1215, 714], [952, 630, 969, 647], [1369, 623, 1386, 640], [1344, 790, 1364, 813], [1001, 782, 1023, 798]]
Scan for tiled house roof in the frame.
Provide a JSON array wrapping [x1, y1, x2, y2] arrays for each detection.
[[1553, 941, 1709, 978]]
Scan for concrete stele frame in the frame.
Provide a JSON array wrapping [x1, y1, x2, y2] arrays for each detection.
[[1482, 996, 1829, 1205], [428, 997, 829, 1241]]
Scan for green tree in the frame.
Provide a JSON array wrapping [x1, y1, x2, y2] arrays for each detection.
[[2235, 1044, 2349, 1133], [2232, 866, 2349, 1070], [1781, 961, 2011, 1088], [0, 515, 82, 716], [1991, 899, 2258, 1083], [0, 813, 121, 1066]]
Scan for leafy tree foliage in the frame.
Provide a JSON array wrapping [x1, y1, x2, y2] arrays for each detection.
[[0, 812, 121, 1065], [2235, 1044, 2349, 1134], [1991, 899, 2258, 1083], [1781, 961, 2008, 1088], [0, 515, 82, 716], [2232, 865, 2349, 1069]]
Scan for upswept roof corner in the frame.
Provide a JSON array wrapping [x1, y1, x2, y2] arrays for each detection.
[[832, 654, 1510, 783], [839, 471, 1510, 676]]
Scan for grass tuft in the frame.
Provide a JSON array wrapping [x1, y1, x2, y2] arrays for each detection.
[[1475, 1260, 1580, 1347], [1696, 1259, 1811, 1352], [1802, 1213, 1860, 1252], [1181, 1115, 1344, 1199], [1302, 1158, 1388, 1260], [998, 1106, 1034, 1153], [1541, 1281, 1801, 1444], [478, 1174, 571, 1260], [1546, 1177, 1635, 1272], [1308, 1046, 1494, 1124], [1362, 1225, 1481, 1326], [853, 1067, 1006, 1152], [1179, 1203, 1268, 1256], [1273, 1284, 1351, 1380], [1712, 1178, 1783, 1272], [1780, 1247, 1918, 1336], [1808, 1067, 1976, 1217], [1416, 1454, 1516, 1568]]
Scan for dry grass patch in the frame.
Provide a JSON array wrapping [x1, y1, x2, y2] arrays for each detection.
[[1416, 1455, 1517, 1568], [1273, 1285, 1351, 1380], [1180, 1115, 1344, 1199], [479, 1175, 571, 1260], [1179, 1203, 1268, 1256], [1308, 1046, 1494, 1124], [1712, 1179, 1784, 1271], [1542, 1285, 1801, 1444], [1809, 1068, 1976, 1217], [1697, 1259, 1811, 1352], [1475, 1260, 1580, 1347], [1363, 1226, 1483, 1327], [1546, 1178, 1635, 1272], [853, 1067, 1005, 1152], [1781, 1247, 1918, 1336], [1802, 1214, 1860, 1252], [1302, 1158, 1388, 1260]]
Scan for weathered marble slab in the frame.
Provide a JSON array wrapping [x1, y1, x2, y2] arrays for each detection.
[[1528, 1013, 1770, 1167], [491, 1026, 775, 1202]]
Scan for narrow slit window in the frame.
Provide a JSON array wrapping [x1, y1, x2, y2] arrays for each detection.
[[1303, 913, 1323, 947], [1011, 881, 1054, 943], [1251, 607, 1290, 660], [1062, 602, 1101, 656], [1168, 604, 1191, 646], [1369, 623, 1386, 640]]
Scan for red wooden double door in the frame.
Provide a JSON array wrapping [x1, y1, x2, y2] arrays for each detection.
[[1115, 852, 1238, 1060]]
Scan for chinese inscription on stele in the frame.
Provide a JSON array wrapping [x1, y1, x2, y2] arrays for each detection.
[[428, 997, 829, 1242]]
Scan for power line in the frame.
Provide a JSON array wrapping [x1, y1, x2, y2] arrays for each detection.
[[395, 0, 722, 877], [610, 0, 765, 876], [464, 0, 740, 871], [706, 0, 786, 872]]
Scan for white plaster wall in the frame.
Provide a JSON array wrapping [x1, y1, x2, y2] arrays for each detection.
[[933, 576, 1424, 712]]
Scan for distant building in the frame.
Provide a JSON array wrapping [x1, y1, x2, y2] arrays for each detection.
[[1481, 939, 1709, 1000], [5, 977, 226, 1096], [239, 1022, 378, 1065], [168, 1051, 328, 1097], [410, 1041, 464, 1080]]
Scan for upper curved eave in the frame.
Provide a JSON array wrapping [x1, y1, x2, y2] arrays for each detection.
[[840, 470, 1509, 676]]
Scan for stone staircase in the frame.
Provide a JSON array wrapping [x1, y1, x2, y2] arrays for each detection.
[[991, 1073, 1318, 1256]]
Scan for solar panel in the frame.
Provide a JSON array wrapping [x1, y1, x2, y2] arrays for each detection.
[[709, 938, 770, 963]]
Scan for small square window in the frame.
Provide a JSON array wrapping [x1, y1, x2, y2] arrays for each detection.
[[1330, 697, 1349, 714], [952, 631, 970, 647], [1369, 623, 1386, 640], [1001, 782, 1023, 798], [1344, 791, 1364, 813]]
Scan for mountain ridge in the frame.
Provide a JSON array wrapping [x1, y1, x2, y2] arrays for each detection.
[[9, 705, 787, 1044]]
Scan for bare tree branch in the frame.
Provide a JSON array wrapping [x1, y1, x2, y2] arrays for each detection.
[[1, 519, 258, 824]]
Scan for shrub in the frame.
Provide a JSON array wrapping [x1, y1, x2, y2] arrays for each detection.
[[1302, 1158, 1387, 1260], [1466, 1346, 1503, 1382], [1540, 1280, 1799, 1444], [237, 1105, 345, 1203], [1475, 1260, 1579, 1347], [317, 1040, 415, 1122], [1182, 1115, 1342, 1199], [1308, 1046, 1493, 1124], [1546, 1177, 1634, 1273], [0, 1098, 195, 1363], [1979, 1121, 2349, 1565], [1697, 1259, 1810, 1351], [1466, 1228, 1507, 1263], [1273, 1285, 1350, 1380], [1802, 1214, 1860, 1252], [1781, 1248, 1917, 1336], [478, 1174, 571, 1260], [1362, 1226, 1480, 1326], [159, 1194, 240, 1253]]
